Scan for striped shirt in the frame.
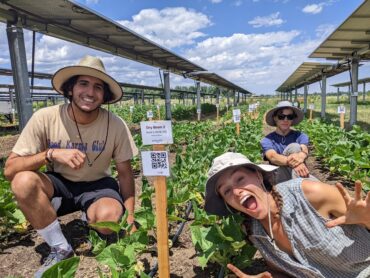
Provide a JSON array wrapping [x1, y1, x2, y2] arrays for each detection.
[[249, 178, 370, 278]]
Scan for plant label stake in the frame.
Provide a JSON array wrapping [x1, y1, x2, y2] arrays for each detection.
[[140, 121, 173, 278], [157, 105, 161, 120], [129, 106, 134, 122], [308, 104, 314, 121], [197, 108, 201, 121], [147, 110, 153, 121], [337, 105, 346, 129], [248, 104, 254, 119], [233, 109, 241, 135]]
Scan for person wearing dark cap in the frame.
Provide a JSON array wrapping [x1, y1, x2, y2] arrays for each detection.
[[204, 152, 370, 278], [261, 101, 311, 184], [4, 55, 138, 277]]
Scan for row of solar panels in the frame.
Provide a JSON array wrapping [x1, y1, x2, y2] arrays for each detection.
[[0, 0, 252, 95], [276, 0, 370, 92]]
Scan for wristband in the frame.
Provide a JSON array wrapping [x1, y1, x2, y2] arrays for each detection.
[[49, 149, 55, 161], [45, 149, 53, 164]]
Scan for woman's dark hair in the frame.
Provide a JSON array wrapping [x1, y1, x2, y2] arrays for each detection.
[[60, 75, 113, 103]]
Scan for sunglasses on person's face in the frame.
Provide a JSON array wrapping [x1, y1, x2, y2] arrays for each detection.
[[277, 113, 295, 120]]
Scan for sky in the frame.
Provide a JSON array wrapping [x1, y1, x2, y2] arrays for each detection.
[[0, 0, 369, 95]]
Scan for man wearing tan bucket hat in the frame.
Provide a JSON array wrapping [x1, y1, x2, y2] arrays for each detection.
[[4, 55, 138, 277], [260, 101, 313, 184]]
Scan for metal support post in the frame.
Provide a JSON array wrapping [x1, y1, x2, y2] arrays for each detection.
[[348, 85, 351, 101], [321, 74, 327, 119], [363, 82, 366, 102], [196, 81, 201, 120], [141, 90, 145, 105], [349, 58, 359, 127], [6, 23, 33, 130], [294, 88, 298, 102], [163, 71, 171, 120], [337, 87, 340, 103], [303, 84, 308, 114]]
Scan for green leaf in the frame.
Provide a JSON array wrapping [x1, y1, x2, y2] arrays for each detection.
[[168, 215, 186, 222], [41, 256, 80, 278], [89, 221, 121, 233]]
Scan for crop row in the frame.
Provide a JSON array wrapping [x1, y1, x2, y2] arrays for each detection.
[[298, 120, 370, 191]]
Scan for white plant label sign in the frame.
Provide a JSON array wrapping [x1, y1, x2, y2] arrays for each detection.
[[140, 121, 173, 145]]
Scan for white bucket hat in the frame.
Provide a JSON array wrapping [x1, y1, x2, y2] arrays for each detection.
[[265, 101, 304, 127], [52, 55, 123, 104], [204, 152, 278, 216]]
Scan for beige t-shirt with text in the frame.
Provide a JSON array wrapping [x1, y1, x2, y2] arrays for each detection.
[[12, 104, 138, 182]]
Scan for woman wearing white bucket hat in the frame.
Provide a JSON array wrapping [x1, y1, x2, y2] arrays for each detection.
[[4, 55, 138, 277], [205, 152, 370, 278], [261, 101, 312, 184]]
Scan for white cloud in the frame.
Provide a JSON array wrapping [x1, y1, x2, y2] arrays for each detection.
[[302, 3, 325, 14], [210, 0, 222, 3], [248, 12, 285, 28], [315, 24, 335, 39], [85, 0, 99, 4], [0, 21, 324, 94], [118, 7, 212, 48], [233, 0, 243, 6], [184, 30, 322, 93]]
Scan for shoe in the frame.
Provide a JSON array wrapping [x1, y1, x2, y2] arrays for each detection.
[[34, 247, 74, 278]]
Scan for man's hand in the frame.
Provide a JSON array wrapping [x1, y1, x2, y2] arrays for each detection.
[[52, 149, 86, 169], [227, 264, 272, 278], [127, 214, 137, 234], [326, 181, 370, 229], [287, 153, 305, 168], [293, 163, 309, 178]]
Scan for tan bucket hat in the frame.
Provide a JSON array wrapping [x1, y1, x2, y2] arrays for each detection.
[[204, 152, 278, 216], [52, 55, 123, 104], [265, 101, 304, 126]]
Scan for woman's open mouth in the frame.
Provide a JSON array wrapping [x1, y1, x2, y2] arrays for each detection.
[[240, 195, 257, 210]]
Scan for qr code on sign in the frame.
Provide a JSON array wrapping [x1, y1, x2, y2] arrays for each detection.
[[151, 152, 168, 169]]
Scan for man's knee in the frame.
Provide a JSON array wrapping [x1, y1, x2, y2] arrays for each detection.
[[11, 171, 52, 201], [88, 198, 123, 224], [12, 171, 39, 198], [283, 143, 302, 155]]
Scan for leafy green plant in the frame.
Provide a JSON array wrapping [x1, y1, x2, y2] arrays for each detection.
[[0, 171, 25, 242], [298, 120, 370, 190]]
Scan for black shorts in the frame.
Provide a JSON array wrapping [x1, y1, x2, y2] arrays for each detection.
[[45, 172, 124, 217]]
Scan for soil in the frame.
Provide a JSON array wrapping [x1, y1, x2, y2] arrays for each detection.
[[0, 121, 354, 278]]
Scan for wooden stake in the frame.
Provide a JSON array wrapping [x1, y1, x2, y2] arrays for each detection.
[[340, 113, 345, 129], [157, 107, 161, 120], [309, 109, 313, 121], [153, 144, 170, 278], [236, 123, 240, 135]]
